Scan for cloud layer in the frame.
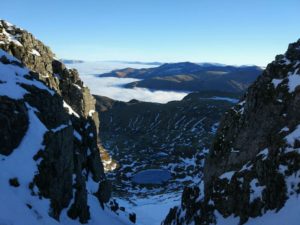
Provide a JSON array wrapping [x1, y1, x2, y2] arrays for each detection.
[[85, 76, 188, 103], [68, 61, 188, 103]]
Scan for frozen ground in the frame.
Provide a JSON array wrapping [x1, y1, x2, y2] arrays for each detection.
[[66, 61, 189, 103]]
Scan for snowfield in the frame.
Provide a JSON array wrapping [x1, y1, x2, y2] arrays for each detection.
[[118, 193, 182, 225]]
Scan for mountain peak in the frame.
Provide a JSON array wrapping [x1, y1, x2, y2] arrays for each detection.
[[285, 38, 300, 61]]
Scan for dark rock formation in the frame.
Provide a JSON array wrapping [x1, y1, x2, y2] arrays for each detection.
[[129, 213, 136, 223], [163, 40, 300, 224], [0, 20, 110, 223], [9, 177, 20, 187], [96, 180, 112, 203], [0, 96, 28, 155]]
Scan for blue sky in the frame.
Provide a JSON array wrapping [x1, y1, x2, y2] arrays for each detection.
[[1, 0, 300, 66]]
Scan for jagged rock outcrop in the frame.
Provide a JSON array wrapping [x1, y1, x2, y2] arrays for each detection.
[[163, 40, 300, 224], [0, 21, 119, 224], [0, 20, 99, 128]]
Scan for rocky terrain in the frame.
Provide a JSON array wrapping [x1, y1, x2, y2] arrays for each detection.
[[98, 62, 262, 93], [0, 20, 133, 224], [163, 39, 300, 225], [94, 91, 239, 198]]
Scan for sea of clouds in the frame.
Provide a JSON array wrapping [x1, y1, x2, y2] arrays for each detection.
[[67, 61, 188, 103]]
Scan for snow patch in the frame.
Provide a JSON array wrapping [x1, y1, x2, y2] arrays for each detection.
[[285, 124, 300, 146], [88, 109, 95, 117], [119, 192, 181, 225], [257, 148, 268, 160], [280, 126, 289, 132], [246, 195, 300, 225], [0, 51, 54, 99], [249, 179, 265, 203], [51, 124, 69, 133], [211, 122, 219, 134], [287, 73, 300, 93], [2, 28, 23, 46], [30, 49, 41, 57], [272, 79, 283, 88], [63, 100, 80, 118], [72, 83, 82, 90], [219, 171, 235, 180], [73, 130, 82, 141]]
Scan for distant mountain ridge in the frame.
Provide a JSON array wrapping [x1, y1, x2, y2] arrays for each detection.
[[98, 62, 263, 93]]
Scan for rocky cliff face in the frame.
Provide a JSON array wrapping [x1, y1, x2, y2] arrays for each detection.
[[0, 21, 130, 224], [163, 40, 300, 224]]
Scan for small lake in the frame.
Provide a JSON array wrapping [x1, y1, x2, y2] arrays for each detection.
[[132, 169, 172, 185]]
